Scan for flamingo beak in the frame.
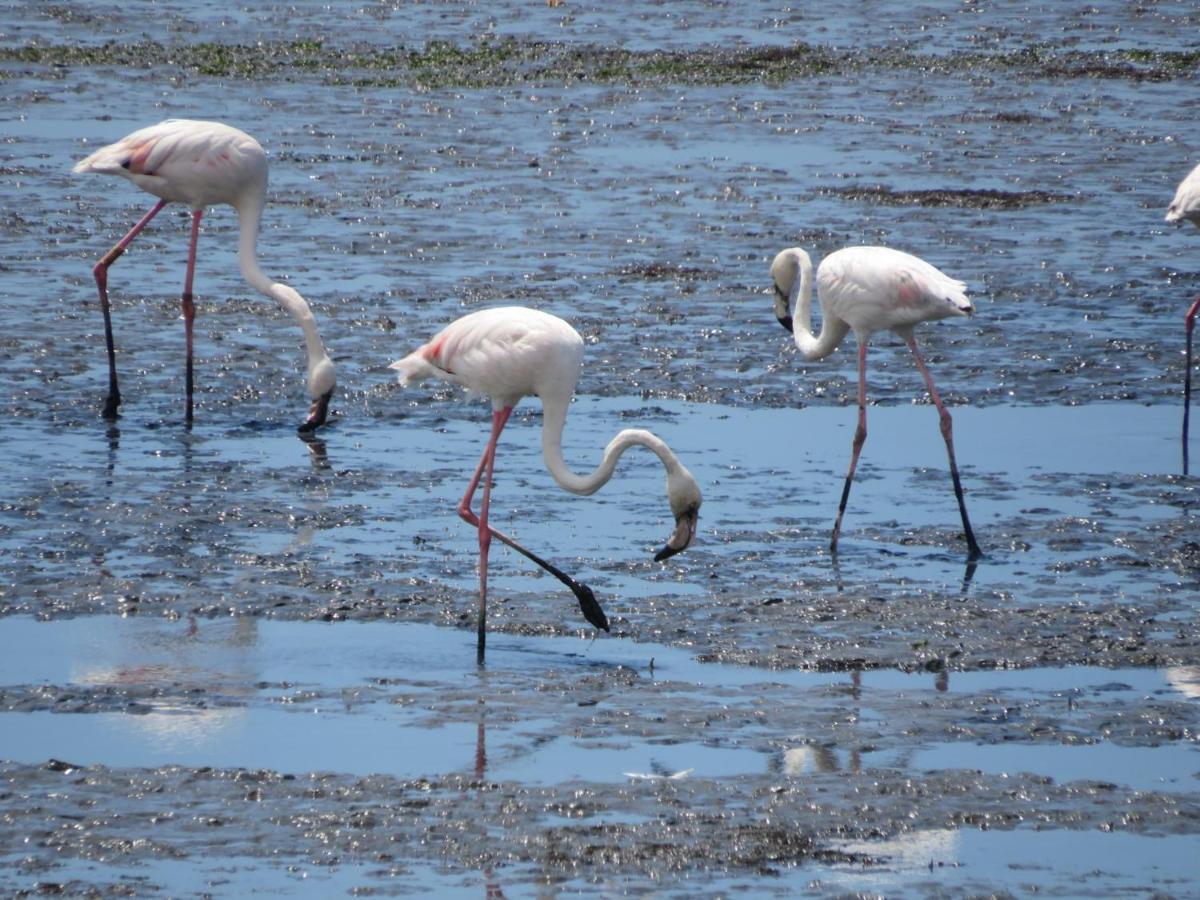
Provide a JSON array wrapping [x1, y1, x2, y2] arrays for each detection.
[[773, 284, 794, 333], [654, 506, 699, 562], [298, 388, 334, 433]]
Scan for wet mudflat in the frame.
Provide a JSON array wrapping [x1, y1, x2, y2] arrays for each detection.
[[2, 0, 1200, 896]]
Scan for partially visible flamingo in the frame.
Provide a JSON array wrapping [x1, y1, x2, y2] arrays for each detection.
[[73, 119, 335, 431], [1165, 161, 1200, 474], [391, 306, 702, 661], [770, 246, 981, 559]]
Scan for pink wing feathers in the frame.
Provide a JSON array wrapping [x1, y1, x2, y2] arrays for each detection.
[[391, 307, 584, 410], [819, 246, 971, 336], [73, 119, 266, 208]]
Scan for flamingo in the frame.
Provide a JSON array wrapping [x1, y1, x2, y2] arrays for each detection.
[[770, 246, 982, 559], [73, 119, 335, 432], [1165, 161, 1200, 474], [391, 306, 702, 661]]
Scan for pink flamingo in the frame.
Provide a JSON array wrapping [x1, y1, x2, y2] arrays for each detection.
[[73, 119, 335, 431], [1165, 161, 1200, 474], [392, 306, 702, 660], [770, 245, 982, 559]]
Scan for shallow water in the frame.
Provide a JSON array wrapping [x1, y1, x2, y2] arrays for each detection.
[[2, 0, 1199, 896]]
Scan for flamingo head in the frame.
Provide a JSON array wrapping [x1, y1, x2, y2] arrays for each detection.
[[299, 358, 337, 433], [654, 465, 702, 562], [769, 248, 811, 333]]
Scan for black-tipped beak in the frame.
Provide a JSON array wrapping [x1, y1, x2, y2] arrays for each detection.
[[573, 581, 610, 632], [298, 388, 334, 434], [773, 284, 794, 333], [653, 507, 698, 562]]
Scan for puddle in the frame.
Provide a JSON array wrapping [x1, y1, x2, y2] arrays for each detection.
[[912, 741, 1200, 794], [0, 853, 497, 900], [2, 616, 1196, 792], [822, 829, 1199, 898], [3, 615, 1192, 699]]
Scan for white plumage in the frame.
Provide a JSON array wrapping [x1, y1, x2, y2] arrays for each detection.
[[392, 306, 702, 659], [1166, 161, 1200, 228], [770, 245, 981, 558], [74, 118, 335, 431]]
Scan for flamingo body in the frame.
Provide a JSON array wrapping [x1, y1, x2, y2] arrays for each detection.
[[396, 306, 581, 412], [74, 119, 267, 210], [771, 246, 980, 558], [74, 119, 335, 431], [809, 245, 973, 340], [393, 306, 702, 659]]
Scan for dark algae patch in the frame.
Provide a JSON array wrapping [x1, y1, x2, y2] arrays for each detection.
[[822, 186, 1077, 210], [3, 39, 1197, 85]]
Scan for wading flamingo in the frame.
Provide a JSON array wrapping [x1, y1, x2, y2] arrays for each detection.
[[770, 246, 981, 559], [391, 306, 702, 661], [1165, 161, 1200, 474], [73, 119, 335, 431]]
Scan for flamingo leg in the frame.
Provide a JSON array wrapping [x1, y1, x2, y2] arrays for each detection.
[[1184, 295, 1199, 476], [905, 333, 983, 560], [457, 408, 609, 639], [460, 407, 510, 662], [91, 198, 169, 418], [182, 210, 202, 424], [831, 340, 869, 554]]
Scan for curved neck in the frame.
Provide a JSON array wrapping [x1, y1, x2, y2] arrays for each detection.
[[235, 191, 331, 376], [787, 254, 848, 361], [540, 400, 683, 497]]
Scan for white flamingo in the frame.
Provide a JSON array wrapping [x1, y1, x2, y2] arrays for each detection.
[[770, 246, 981, 558], [1165, 161, 1200, 473], [73, 119, 335, 431], [391, 306, 702, 660]]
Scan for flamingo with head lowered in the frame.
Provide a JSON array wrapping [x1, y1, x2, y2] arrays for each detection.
[[392, 306, 702, 661], [770, 245, 982, 559], [73, 118, 336, 432], [1165, 161, 1200, 474]]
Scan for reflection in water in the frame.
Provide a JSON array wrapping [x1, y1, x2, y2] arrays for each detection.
[[300, 434, 330, 471], [775, 668, 947, 775], [835, 829, 962, 879], [104, 423, 120, 481], [1166, 666, 1200, 700], [960, 557, 978, 595], [780, 742, 858, 775], [470, 697, 507, 900], [70, 617, 260, 749]]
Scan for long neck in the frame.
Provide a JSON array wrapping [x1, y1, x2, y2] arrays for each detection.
[[788, 254, 848, 361], [540, 399, 684, 497], [235, 190, 331, 375]]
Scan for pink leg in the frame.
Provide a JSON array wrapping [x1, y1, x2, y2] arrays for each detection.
[[1184, 296, 1199, 476], [182, 210, 202, 424], [831, 340, 870, 554], [91, 199, 169, 418], [457, 407, 609, 646], [906, 333, 982, 559], [459, 407, 511, 662]]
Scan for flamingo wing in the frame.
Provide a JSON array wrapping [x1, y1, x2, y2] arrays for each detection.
[[820, 246, 971, 334], [73, 119, 266, 208], [391, 306, 583, 409]]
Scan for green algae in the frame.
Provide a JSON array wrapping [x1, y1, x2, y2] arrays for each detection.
[[1, 39, 1196, 86], [822, 186, 1078, 210]]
